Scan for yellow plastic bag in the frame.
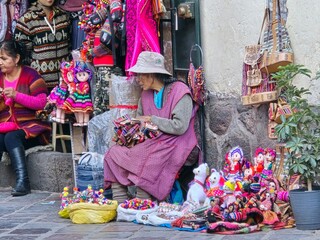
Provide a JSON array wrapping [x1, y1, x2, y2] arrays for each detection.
[[58, 208, 70, 219], [62, 201, 118, 224]]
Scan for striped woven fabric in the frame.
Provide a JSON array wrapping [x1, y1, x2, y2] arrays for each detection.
[[0, 66, 51, 144], [14, 2, 71, 89]]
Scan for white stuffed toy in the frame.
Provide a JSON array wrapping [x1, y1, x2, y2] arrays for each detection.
[[186, 163, 210, 205], [203, 168, 224, 206], [207, 168, 222, 189]]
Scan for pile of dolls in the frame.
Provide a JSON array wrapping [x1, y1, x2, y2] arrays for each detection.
[[59, 185, 112, 211], [39, 50, 94, 126], [181, 146, 294, 232], [58, 185, 118, 224], [132, 146, 295, 233]]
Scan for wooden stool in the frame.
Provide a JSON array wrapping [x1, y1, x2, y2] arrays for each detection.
[[51, 122, 71, 153]]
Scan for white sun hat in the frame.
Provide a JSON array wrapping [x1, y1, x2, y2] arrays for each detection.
[[126, 51, 172, 76]]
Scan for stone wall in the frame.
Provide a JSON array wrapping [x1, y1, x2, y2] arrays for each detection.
[[203, 93, 276, 170]]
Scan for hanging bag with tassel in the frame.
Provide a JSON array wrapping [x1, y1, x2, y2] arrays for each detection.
[[187, 44, 207, 106], [259, 0, 293, 74]]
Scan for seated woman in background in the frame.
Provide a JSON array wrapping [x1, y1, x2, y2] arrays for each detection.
[[104, 51, 198, 202], [0, 40, 51, 196]]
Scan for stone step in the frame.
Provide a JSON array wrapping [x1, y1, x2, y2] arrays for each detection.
[[0, 151, 74, 193]]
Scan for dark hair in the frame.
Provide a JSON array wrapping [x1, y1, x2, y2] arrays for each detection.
[[0, 40, 27, 65], [154, 73, 177, 84]]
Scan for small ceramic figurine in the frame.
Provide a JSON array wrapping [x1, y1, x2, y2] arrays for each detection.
[[64, 61, 93, 126]]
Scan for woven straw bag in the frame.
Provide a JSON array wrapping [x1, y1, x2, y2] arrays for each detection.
[[259, 0, 293, 73]]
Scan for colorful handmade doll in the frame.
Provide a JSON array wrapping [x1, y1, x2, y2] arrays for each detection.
[[253, 147, 265, 174], [64, 61, 93, 126], [204, 168, 225, 206], [206, 197, 222, 223], [186, 163, 209, 205], [264, 148, 276, 170], [267, 178, 279, 200], [221, 180, 237, 209], [243, 161, 255, 183], [224, 146, 244, 180], [260, 192, 279, 225], [48, 61, 75, 123]]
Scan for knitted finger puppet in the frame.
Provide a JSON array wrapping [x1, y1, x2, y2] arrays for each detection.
[[64, 61, 93, 126], [186, 163, 210, 206], [223, 202, 245, 222], [48, 61, 75, 123], [79, 0, 108, 61]]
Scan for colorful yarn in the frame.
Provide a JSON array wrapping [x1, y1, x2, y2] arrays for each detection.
[[277, 191, 289, 202]]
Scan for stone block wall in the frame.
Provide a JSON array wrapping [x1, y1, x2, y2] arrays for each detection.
[[203, 93, 276, 170], [0, 151, 73, 193]]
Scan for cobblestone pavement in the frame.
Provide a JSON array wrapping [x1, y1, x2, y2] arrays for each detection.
[[0, 188, 319, 240]]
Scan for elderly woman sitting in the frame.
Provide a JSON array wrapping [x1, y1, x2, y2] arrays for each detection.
[[104, 51, 198, 202]]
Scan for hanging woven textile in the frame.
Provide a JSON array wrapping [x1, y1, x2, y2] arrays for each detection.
[[187, 44, 207, 162], [125, 0, 160, 77], [187, 44, 207, 106], [151, 0, 166, 36]]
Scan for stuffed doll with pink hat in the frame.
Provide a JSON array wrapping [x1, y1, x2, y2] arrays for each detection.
[[48, 61, 75, 123], [64, 61, 93, 126], [254, 147, 265, 174]]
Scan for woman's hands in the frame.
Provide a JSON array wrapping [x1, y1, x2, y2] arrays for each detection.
[[135, 115, 152, 123], [3, 87, 17, 99]]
